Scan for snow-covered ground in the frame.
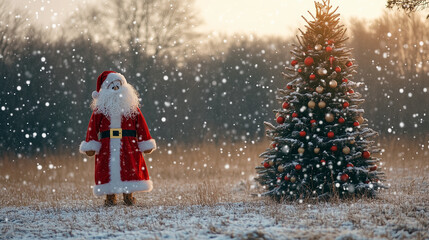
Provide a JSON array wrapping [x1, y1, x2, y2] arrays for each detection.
[[1, 197, 427, 239]]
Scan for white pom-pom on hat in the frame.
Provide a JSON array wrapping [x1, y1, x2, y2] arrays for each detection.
[[92, 91, 100, 99]]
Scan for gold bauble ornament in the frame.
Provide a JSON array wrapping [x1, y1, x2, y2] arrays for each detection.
[[357, 116, 364, 124], [342, 146, 351, 154], [350, 139, 356, 144], [318, 101, 326, 108], [269, 160, 274, 166], [325, 113, 334, 122], [314, 44, 322, 51], [317, 68, 328, 76], [329, 80, 338, 88], [314, 147, 320, 154], [298, 147, 305, 154], [278, 165, 284, 172], [316, 86, 324, 94], [308, 100, 316, 109], [290, 176, 296, 183]]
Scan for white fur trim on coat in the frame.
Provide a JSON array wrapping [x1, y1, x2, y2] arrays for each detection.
[[93, 180, 153, 196], [79, 140, 101, 154], [138, 139, 157, 152]]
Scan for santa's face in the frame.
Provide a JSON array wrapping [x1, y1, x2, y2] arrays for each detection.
[[92, 78, 140, 118], [107, 80, 122, 91]]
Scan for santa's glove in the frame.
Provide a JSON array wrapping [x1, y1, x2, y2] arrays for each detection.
[[86, 151, 95, 156], [143, 149, 154, 154]]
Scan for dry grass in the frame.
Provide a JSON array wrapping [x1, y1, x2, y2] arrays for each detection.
[[0, 138, 428, 239], [0, 142, 263, 207], [0, 138, 428, 207]]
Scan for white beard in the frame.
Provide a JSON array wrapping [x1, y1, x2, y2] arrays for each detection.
[[91, 83, 140, 119]]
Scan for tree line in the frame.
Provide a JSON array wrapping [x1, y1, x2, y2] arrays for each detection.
[[0, 0, 428, 155]]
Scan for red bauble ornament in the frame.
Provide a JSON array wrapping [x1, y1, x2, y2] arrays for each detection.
[[299, 131, 306, 137], [276, 116, 285, 124], [362, 151, 371, 159], [346, 61, 353, 67], [320, 159, 326, 165], [326, 46, 333, 52], [291, 60, 298, 66], [327, 131, 335, 138], [310, 119, 317, 126], [298, 68, 303, 73], [304, 57, 314, 66], [338, 117, 345, 124], [271, 143, 277, 149], [348, 89, 354, 94], [335, 66, 341, 73], [263, 162, 270, 168], [331, 145, 338, 152], [353, 121, 360, 127], [307, 45, 312, 50], [365, 180, 370, 184], [282, 102, 290, 109], [340, 173, 349, 182], [343, 102, 350, 108], [342, 78, 348, 83], [284, 175, 290, 181], [347, 163, 354, 168], [286, 85, 293, 90], [295, 164, 302, 171], [309, 74, 316, 80], [292, 112, 298, 118], [370, 165, 377, 171], [327, 39, 334, 45]]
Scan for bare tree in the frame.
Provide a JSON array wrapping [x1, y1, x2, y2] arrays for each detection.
[[387, 0, 429, 18], [0, 0, 28, 66], [65, 0, 200, 78], [372, 12, 428, 75], [349, 11, 429, 136]]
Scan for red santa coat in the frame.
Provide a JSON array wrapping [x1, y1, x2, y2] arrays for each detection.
[[79, 108, 156, 196]]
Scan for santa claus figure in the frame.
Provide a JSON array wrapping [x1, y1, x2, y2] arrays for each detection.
[[79, 71, 156, 206]]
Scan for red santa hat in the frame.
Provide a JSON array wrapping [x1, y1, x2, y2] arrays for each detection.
[[92, 71, 128, 99]]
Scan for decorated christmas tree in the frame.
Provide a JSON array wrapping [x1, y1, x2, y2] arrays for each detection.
[[256, 0, 385, 201]]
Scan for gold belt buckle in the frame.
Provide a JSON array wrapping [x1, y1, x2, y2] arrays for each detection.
[[110, 128, 122, 138]]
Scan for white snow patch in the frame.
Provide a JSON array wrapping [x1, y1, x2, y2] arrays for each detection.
[[0, 201, 426, 239]]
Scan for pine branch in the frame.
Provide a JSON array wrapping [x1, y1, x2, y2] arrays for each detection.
[[307, 11, 317, 21], [263, 121, 276, 130]]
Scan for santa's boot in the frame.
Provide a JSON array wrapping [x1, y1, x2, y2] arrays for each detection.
[[104, 194, 117, 206], [123, 193, 136, 206]]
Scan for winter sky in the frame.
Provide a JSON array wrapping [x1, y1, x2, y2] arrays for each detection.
[[11, 0, 387, 37]]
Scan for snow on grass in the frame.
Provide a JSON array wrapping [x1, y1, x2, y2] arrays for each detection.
[[1, 199, 427, 239]]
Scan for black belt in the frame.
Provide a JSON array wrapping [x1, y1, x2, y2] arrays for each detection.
[[100, 129, 137, 139]]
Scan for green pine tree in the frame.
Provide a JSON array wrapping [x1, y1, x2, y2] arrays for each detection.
[[256, 0, 386, 201]]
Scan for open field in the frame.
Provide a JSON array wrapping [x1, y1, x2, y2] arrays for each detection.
[[0, 139, 428, 239]]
